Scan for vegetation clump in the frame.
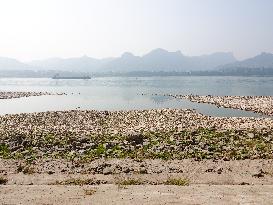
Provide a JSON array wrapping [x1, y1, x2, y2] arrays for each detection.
[[84, 189, 97, 195], [115, 178, 144, 186], [164, 177, 189, 186], [1, 127, 273, 161], [54, 178, 106, 186]]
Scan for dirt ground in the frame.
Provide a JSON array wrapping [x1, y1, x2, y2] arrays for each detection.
[[2, 158, 273, 185], [1, 184, 273, 205], [1, 159, 273, 204]]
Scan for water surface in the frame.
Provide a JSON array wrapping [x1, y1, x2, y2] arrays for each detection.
[[0, 76, 272, 117]]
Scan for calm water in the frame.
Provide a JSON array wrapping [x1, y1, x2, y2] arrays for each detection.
[[0, 76, 273, 117]]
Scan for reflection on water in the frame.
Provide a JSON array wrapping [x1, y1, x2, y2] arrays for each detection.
[[0, 76, 272, 117], [0, 93, 267, 118], [150, 95, 171, 105]]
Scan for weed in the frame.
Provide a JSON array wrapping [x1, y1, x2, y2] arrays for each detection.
[[115, 178, 144, 186], [164, 177, 189, 186], [22, 166, 35, 174], [54, 178, 103, 186], [84, 189, 97, 195], [0, 144, 11, 158]]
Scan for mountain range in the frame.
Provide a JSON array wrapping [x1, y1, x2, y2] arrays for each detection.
[[0, 48, 237, 72], [219, 52, 273, 70], [0, 57, 30, 70], [1, 49, 273, 74]]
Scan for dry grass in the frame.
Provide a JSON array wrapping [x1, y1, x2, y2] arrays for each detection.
[[115, 177, 190, 187], [115, 178, 144, 186], [54, 178, 106, 186], [164, 177, 189, 186], [84, 188, 97, 195]]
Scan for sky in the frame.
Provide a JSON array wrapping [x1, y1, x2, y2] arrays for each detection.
[[0, 0, 273, 61]]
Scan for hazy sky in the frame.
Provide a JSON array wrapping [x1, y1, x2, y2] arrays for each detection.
[[0, 0, 273, 61]]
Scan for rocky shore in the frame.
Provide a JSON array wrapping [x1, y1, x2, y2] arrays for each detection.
[[0, 91, 65, 99], [169, 94, 273, 116], [1, 109, 273, 163]]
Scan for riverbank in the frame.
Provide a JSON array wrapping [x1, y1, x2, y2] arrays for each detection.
[[0, 91, 65, 99], [1, 109, 273, 161], [169, 94, 273, 116], [1, 157, 273, 204], [1, 158, 273, 185], [1, 108, 273, 204]]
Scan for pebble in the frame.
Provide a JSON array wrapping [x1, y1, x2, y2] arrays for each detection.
[[102, 166, 114, 175]]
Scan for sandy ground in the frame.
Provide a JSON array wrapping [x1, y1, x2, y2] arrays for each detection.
[[1, 159, 273, 204], [1, 184, 273, 205], [2, 159, 273, 185]]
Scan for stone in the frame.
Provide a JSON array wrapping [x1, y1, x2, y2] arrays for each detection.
[[103, 166, 114, 175]]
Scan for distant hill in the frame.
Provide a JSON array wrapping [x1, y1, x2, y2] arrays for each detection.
[[28, 56, 112, 72], [101, 49, 237, 72], [3, 50, 273, 77], [219, 52, 273, 69], [0, 57, 31, 70], [218, 52, 273, 75], [24, 48, 237, 72], [188, 52, 237, 71]]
